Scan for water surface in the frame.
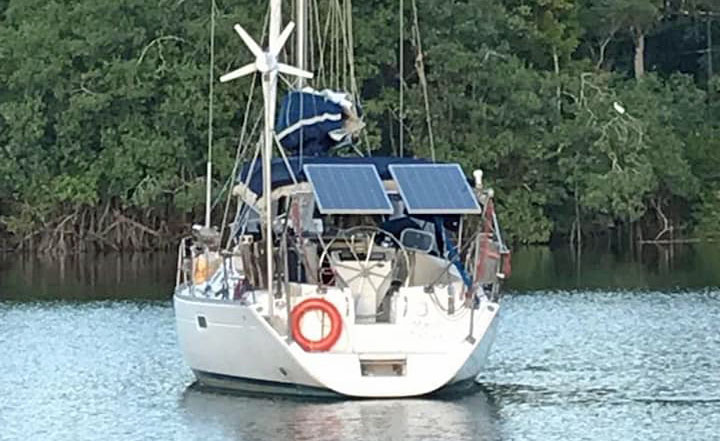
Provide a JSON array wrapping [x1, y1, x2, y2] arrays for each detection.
[[1, 246, 719, 440]]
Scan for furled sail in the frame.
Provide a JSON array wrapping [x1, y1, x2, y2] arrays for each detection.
[[275, 87, 364, 156]]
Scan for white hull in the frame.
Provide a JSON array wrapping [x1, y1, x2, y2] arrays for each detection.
[[174, 288, 499, 398]]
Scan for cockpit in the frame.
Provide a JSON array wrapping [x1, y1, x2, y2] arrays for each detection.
[[227, 157, 503, 323]]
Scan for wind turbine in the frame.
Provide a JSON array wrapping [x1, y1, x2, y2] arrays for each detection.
[[220, 18, 313, 318], [220, 22, 313, 83]]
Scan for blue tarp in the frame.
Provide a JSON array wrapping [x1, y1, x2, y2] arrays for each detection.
[[275, 91, 346, 155]]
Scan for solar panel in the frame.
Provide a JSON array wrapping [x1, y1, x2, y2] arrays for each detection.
[[389, 164, 481, 214], [303, 164, 393, 214]]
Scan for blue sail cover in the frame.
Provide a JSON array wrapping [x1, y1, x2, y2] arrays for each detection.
[[275, 90, 346, 156]]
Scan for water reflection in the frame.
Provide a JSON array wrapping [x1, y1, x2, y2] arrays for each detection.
[[507, 243, 720, 291], [180, 384, 502, 441], [3, 245, 720, 300], [0, 252, 175, 300]]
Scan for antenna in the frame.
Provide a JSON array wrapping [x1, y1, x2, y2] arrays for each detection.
[[296, 0, 307, 88], [205, 0, 217, 229]]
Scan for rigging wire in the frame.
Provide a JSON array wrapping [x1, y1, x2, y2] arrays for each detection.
[[343, 0, 371, 156], [317, 1, 327, 86], [231, 139, 262, 243], [399, 0, 404, 157], [218, 109, 262, 240], [218, 6, 271, 243], [303, 0, 369, 156], [411, 0, 435, 162], [295, 0, 306, 166], [337, 0, 347, 90], [212, 113, 263, 215]]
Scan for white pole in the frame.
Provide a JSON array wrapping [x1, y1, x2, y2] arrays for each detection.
[[296, 0, 306, 88], [205, 0, 216, 228], [264, 0, 282, 317], [205, 163, 212, 228], [263, 74, 276, 316], [270, 0, 281, 47]]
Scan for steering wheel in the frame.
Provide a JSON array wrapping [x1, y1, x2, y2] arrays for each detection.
[[318, 226, 412, 298]]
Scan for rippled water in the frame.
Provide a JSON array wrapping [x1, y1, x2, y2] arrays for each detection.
[[1, 247, 719, 441]]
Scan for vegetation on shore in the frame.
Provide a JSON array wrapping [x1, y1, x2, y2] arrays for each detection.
[[1, 0, 720, 253]]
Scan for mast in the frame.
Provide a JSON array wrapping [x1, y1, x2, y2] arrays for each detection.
[[296, 0, 306, 88], [205, 0, 217, 228], [219, 0, 313, 316], [263, 0, 282, 316]]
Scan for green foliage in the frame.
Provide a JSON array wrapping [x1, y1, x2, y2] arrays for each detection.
[[498, 188, 554, 244], [504, 0, 580, 68], [693, 189, 720, 238], [0, 0, 255, 229], [580, 0, 662, 37], [1, 0, 719, 247]]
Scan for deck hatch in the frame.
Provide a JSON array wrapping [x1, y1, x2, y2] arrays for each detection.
[[304, 164, 393, 214], [389, 164, 481, 214]]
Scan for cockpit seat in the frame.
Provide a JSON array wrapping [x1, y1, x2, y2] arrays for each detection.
[[379, 217, 421, 242]]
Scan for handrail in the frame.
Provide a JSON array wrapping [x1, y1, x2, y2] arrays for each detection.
[[176, 238, 185, 287]]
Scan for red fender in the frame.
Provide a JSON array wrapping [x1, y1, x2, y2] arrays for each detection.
[[475, 200, 495, 280], [501, 251, 512, 278]]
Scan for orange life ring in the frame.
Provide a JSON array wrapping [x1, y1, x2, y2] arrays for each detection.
[[291, 298, 343, 352]]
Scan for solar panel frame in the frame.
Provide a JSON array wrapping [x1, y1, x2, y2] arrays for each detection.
[[303, 164, 393, 215], [389, 163, 482, 214]]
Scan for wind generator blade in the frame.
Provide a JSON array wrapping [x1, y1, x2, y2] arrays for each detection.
[[277, 63, 314, 79], [233, 24, 263, 58], [271, 21, 295, 56], [220, 63, 257, 82]]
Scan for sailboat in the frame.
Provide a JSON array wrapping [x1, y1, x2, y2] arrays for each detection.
[[173, 0, 510, 398]]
